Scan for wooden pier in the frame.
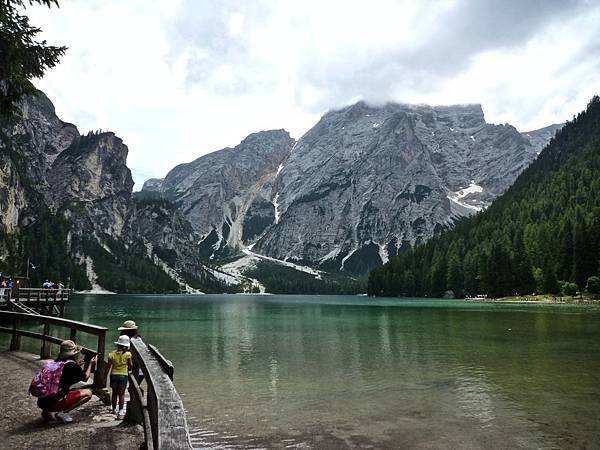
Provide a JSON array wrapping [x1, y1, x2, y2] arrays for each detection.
[[0, 288, 69, 317]]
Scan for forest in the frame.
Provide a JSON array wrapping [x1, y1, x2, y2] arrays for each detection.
[[245, 260, 366, 294], [368, 96, 600, 298]]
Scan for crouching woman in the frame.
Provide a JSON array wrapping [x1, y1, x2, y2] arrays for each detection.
[[37, 340, 97, 423]]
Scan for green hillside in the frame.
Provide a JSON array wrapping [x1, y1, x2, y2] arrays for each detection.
[[368, 96, 600, 298]]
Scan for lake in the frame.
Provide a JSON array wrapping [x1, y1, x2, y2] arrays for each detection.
[[61, 295, 600, 448]]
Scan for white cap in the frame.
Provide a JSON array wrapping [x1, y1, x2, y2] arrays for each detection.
[[114, 335, 131, 348]]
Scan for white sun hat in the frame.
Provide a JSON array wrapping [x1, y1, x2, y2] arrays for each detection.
[[114, 335, 131, 348]]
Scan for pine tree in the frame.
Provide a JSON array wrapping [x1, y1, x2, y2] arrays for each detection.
[[0, 1, 66, 117]]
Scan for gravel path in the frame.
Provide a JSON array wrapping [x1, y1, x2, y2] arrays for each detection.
[[0, 351, 144, 449]]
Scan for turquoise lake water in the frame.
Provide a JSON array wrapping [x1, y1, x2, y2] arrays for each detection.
[[14, 294, 600, 448]]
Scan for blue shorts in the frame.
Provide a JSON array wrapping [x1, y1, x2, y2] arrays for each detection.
[[110, 374, 128, 390]]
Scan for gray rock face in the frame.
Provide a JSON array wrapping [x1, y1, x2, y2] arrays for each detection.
[[0, 154, 27, 233], [251, 102, 562, 273], [0, 91, 222, 291], [47, 132, 134, 238], [141, 178, 163, 192], [123, 198, 212, 285], [147, 130, 294, 258], [0, 91, 79, 232], [144, 100, 560, 276], [521, 124, 561, 154]]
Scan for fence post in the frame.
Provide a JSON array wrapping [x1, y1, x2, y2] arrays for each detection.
[[10, 317, 22, 351], [125, 374, 145, 426], [40, 322, 51, 359], [94, 331, 107, 389]]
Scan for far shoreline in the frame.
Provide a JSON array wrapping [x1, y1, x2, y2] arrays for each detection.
[[467, 294, 600, 304]]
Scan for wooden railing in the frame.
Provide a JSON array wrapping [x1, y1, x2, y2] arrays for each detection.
[[0, 288, 70, 317], [127, 338, 192, 450], [0, 311, 193, 449], [0, 310, 107, 388]]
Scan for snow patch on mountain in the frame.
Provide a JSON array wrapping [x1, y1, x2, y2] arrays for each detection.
[[447, 181, 484, 213], [378, 243, 389, 264], [273, 193, 281, 224], [341, 248, 357, 270], [276, 164, 285, 177]]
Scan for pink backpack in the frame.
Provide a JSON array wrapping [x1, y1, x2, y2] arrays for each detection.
[[29, 360, 74, 398]]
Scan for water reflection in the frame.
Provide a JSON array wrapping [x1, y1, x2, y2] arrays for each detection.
[[62, 295, 600, 449]]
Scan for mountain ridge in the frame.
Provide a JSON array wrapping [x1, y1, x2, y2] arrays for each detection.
[[368, 96, 600, 297], [144, 99, 562, 277]]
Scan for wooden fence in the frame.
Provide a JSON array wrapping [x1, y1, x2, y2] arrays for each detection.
[[0, 310, 193, 449], [127, 338, 193, 449], [0, 310, 107, 388], [0, 288, 70, 317]]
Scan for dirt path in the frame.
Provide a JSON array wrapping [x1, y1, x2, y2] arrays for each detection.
[[0, 351, 143, 449]]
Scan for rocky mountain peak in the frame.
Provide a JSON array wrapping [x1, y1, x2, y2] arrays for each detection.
[[48, 132, 134, 207], [250, 100, 562, 273], [141, 178, 164, 192]]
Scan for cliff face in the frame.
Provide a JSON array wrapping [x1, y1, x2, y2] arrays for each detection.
[[0, 92, 78, 232], [0, 91, 223, 292], [145, 101, 561, 275], [253, 102, 562, 273], [122, 197, 214, 288], [149, 130, 294, 258], [47, 132, 134, 239], [0, 90, 562, 291]]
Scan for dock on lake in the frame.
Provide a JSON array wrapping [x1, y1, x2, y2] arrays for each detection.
[[0, 288, 70, 317]]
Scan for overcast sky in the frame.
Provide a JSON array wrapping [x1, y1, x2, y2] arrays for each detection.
[[28, 0, 600, 188]]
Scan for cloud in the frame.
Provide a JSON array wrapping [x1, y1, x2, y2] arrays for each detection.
[[26, 0, 600, 187]]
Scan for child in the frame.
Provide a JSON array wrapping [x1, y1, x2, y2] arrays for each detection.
[[106, 334, 132, 419]]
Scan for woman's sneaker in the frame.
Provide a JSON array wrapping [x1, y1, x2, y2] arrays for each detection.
[[55, 412, 73, 423], [117, 410, 125, 420]]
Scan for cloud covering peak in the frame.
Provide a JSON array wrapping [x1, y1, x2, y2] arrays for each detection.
[[28, 0, 600, 186]]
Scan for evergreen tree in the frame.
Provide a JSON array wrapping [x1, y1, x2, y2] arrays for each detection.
[[446, 242, 463, 297], [0, 0, 66, 117], [368, 96, 600, 298]]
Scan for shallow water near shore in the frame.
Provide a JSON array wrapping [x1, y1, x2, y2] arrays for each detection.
[[41, 295, 600, 448]]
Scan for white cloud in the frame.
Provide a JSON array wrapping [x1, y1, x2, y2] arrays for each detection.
[[26, 0, 600, 187]]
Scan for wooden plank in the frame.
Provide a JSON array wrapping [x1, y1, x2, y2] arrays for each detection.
[[0, 327, 98, 356], [94, 330, 106, 389], [126, 373, 154, 450], [9, 317, 21, 351], [148, 344, 174, 381], [0, 311, 107, 335], [40, 323, 51, 359], [130, 339, 192, 449]]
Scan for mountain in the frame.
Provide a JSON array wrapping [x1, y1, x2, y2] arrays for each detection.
[[0, 90, 564, 294], [368, 96, 600, 298], [146, 101, 561, 276], [0, 91, 232, 293], [145, 130, 294, 259]]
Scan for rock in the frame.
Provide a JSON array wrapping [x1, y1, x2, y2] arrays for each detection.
[[252, 101, 562, 273], [143, 100, 562, 276], [145, 129, 294, 257], [0, 91, 230, 293]]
